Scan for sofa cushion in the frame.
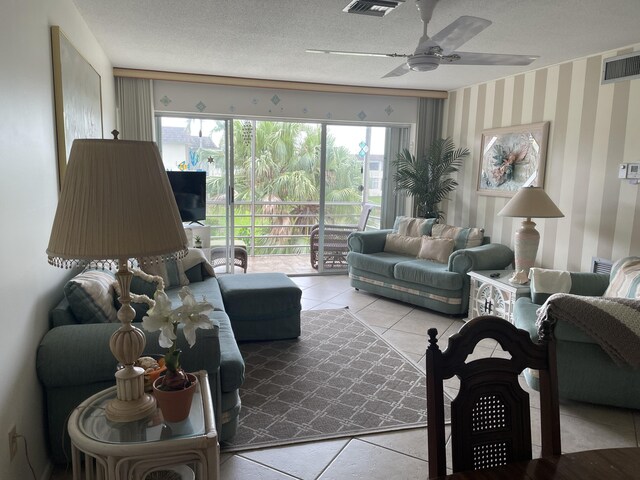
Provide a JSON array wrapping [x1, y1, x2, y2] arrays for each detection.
[[347, 251, 409, 278], [384, 233, 422, 256], [604, 257, 640, 299], [394, 260, 463, 291], [417, 236, 454, 263], [432, 224, 484, 250], [393, 216, 436, 237], [64, 269, 117, 324]]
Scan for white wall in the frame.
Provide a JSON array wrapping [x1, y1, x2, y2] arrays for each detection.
[[0, 1, 114, 478]]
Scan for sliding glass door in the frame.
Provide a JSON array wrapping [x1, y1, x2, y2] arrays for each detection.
[[156, 115, 404, 275]]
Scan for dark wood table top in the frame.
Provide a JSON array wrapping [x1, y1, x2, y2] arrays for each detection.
[[436, 447, 640, 479]]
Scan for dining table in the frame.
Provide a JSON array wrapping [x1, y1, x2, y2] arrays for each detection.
[[436, 447, 640, 479]]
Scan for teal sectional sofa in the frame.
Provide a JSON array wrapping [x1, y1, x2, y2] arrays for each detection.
[[346, 220, 514, 315], [37, 261, 245, 464], [514, 256, 640, 409]]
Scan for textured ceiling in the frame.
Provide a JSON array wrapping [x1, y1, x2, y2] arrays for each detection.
[[73, 0, 640, 92]]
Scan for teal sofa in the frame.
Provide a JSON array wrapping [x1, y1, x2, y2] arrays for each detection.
[[346, 225, 514, 315], [514, 256, 640, 409], [37, 263, 245, 464]]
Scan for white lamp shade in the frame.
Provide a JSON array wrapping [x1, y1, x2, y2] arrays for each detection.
[[47, 139, 188, 266], [498, 186, 564, 219]]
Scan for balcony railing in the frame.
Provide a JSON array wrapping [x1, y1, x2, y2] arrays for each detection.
[[204, 201, 380, 259]]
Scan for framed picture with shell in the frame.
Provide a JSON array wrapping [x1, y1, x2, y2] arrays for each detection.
[[51, 26, 103, 189], [477, 121, 550, 197]]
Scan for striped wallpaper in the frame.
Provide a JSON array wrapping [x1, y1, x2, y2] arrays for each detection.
[[442, 43, 640, 272]]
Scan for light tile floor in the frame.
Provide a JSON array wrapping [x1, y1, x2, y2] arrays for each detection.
[[52, 273, 640, 480]]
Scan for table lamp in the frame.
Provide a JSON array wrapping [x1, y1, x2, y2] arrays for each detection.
[[47, 136, 188, 422], [498, 186, 563, 284]]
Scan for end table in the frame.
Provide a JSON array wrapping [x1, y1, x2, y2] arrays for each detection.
[[468, 270, 531, 324], [68, 370, 219, 480]]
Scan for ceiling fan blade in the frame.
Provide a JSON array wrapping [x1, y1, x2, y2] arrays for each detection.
[[450, 51, 539, 66], [306, 49, 407, 58], [382, 62, 411, 78], [423, 16, 492, 55]]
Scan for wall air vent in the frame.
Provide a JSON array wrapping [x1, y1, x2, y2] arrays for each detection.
[[602, 51, 640, 84], [343, 0, 405, 17]]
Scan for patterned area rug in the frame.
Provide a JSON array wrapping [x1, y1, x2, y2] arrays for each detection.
[[221, 308, 449, 452]]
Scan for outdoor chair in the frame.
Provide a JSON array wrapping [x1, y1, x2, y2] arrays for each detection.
[[425, 315, 561, 478], [310, 204, 373, 270]]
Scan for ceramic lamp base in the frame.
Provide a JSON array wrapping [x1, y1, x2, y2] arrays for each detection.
[[513, 218, 540, 284]]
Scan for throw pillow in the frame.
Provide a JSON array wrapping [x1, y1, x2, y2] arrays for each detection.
[[113, 269, 162, 322], [417, 236, 455, 264], [604, 257, 640, 299], [393, 216, 437, 237], [64, 269, 118, 324], [384, 233, 422, 256], [140, 257, 189, 289], [431, 224, 484, 250]]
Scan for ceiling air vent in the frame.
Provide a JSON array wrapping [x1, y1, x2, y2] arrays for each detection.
[[343, 0, 405, 17], [602, 51, 640, 84]]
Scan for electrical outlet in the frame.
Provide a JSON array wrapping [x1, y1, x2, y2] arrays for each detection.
[[8, 425, 17, 461]]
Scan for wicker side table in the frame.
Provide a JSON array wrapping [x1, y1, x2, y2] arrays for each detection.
[[68, 370, 219, 480]]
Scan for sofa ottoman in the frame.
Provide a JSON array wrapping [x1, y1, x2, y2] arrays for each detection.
[[218, 273, 302, 341]]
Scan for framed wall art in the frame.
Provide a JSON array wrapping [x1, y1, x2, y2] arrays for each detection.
[[51, 26, 103, 189], [477, 121, 550, 197]]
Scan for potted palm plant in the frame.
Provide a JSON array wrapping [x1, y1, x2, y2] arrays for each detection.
[[393, 137, 469, 221]]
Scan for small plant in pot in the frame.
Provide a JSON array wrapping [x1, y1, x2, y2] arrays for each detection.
[[194, 235, 202, 248], [393, 137, 469, 221], [142, 286, 213, 422]]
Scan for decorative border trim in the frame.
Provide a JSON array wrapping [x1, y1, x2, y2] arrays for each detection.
[[350, 273, 462, 305]]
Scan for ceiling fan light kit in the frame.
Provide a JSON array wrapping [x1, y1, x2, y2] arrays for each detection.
[[313, 0, 538, 77]]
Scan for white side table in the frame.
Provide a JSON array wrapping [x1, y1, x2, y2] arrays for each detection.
[[68, 370, 219, 480], [468, 270, 531, 324]]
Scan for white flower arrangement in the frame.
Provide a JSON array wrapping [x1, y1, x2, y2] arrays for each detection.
[[141, 286, 214, 390]]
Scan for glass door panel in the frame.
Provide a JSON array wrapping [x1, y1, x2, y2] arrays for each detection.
[[319, 126, 387, 272], [156, 116, 233, 272]]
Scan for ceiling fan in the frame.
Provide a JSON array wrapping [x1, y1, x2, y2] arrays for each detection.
[[306, 0, 538, 77]]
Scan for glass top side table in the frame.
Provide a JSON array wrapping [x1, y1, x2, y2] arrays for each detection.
[[68, 370, 219, 480]]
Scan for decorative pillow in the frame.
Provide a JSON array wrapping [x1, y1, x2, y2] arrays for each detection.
[[384, 233, 422, 256], [112, 269, 162, 322], [64, 269, 118, 324], [417, 236, 455, 263], [140, 257, 189, 289], [604, 257, 640, 299], [393, 216, 437, 237], [431, 224, 484, 250]]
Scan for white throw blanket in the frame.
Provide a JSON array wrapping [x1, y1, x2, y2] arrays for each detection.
[[182, 248, 216, 277], [529, 268, 571, 294]]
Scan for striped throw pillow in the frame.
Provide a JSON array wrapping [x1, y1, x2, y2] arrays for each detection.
[[431, 224, 484, 250], [604, 257, 640, 299]]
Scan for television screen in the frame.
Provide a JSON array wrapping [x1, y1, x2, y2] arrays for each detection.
[[166, 171, 206, 223]]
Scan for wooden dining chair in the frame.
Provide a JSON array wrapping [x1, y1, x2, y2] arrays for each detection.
[[426, 315, 561, 478]]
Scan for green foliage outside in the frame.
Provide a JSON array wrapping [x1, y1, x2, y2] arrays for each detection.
[[191, 121, 366, 255]]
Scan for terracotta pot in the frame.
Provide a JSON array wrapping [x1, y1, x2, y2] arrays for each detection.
[[152, 373, 197, 422]]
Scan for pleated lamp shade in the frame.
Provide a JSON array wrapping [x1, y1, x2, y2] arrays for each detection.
[[47, 139, 188, 267]]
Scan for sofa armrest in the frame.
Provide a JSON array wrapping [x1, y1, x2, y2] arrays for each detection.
[[37, 320, 221, 388], [347, 229, 392, 254], [531, 272, 610, 304], [447, 243, 514, 275]]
